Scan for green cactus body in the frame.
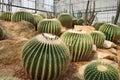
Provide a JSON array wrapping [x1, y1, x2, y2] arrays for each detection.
[[58, 13, 73, 28], [60, 29, 93, 61], [90, 31, 105, 47], [39, 13, 47, 19], [0, 76, 21, 80], [84, 62, 120, 80], [92, 22, 104, 30], [0, 12, 13, 21], [22, 33, 71, 80], [77, 18, 84, 25], [0, 26, 4, 40], [37, 19, 62, 35], [11, 11, 34, 24], [72, 19, 78, 28], [33, 14, 43, 26], [99, 23, 120, 42]]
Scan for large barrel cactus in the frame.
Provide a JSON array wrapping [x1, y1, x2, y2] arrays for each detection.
[[0, 26, 4, 40], [84, 62, 120, 80], [22, 33, 71, 80], [0, 12, 13, 21], [33, 14, 43, 30], [99, 23, 120, 42], [11, 11, 34, 25], [58, 13, 73, 28], [60, 29, 93, 61], [90, 31, 105, 47], [37, 19, 62, 35]]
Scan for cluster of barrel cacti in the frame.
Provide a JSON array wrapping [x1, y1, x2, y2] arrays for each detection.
[[0, 12, 13, 21], [60, 29, 93, 61], [84, 61, 120, 80], [22, 33, 71, 80]]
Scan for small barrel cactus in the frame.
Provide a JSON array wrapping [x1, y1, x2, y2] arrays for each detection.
[[0, 26, 4, 40], [58, 13, 73, 28], [37, 19, 62, 35], [77, 18, 84, 25], [22, 33, 71, 80], [90, 31, 106, 47], [72, 19, 78, 28], [60, 29, 93, 61], [39, 13, 47, 18], [92, 22, 105, 30], [84, 62, 120, 80], [99, 23, 120, 42], [0, 12, 13, 21], [0, 76, 21, 80], [33, 14, 43, 30], [11, 11, 34, 25]]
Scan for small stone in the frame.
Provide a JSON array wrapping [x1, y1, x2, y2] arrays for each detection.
[[102, 40, 117, 49]]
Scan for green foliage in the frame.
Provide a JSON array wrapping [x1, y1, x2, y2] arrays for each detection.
[[22, 33, 71, 80], [84, 62, 120, 80], [72, 19, 78, 28], [37, 19, 62, 35], [11, 11, 34, 25], [99, 23, 120, 42], [0, 26, 4, 40], [92, 22, 105, 30], [58, 13, 73, 28], [60, 29, 93, 61], [77, 18, 84, 25], [90, 31, 105, 47], [0, 12, 13, 21]]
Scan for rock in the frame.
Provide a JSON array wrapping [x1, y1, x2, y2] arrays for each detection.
[[0, 20, 38, 39], [93, 44, 97, 52], [102, 40, 117, 49], [0, 38, 28, 64], [97, 49, 117, 62], [108, 48, 117, 55], [74, 25, 95, 33]]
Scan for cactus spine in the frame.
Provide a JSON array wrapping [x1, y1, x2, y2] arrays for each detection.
[[84, 62, 120, 80], [58, 13, 73, 28], [22, 33, 71, 80], [11, 11, 34, 25], [0, 12, 13, 21], [90, 31, 105, 47], [37, 19, 62, 35], [60, 29, 93, 61], [99, 23, 120, 42]]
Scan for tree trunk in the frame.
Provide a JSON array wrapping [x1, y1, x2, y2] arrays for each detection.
[[114, 0, 120, 24]]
